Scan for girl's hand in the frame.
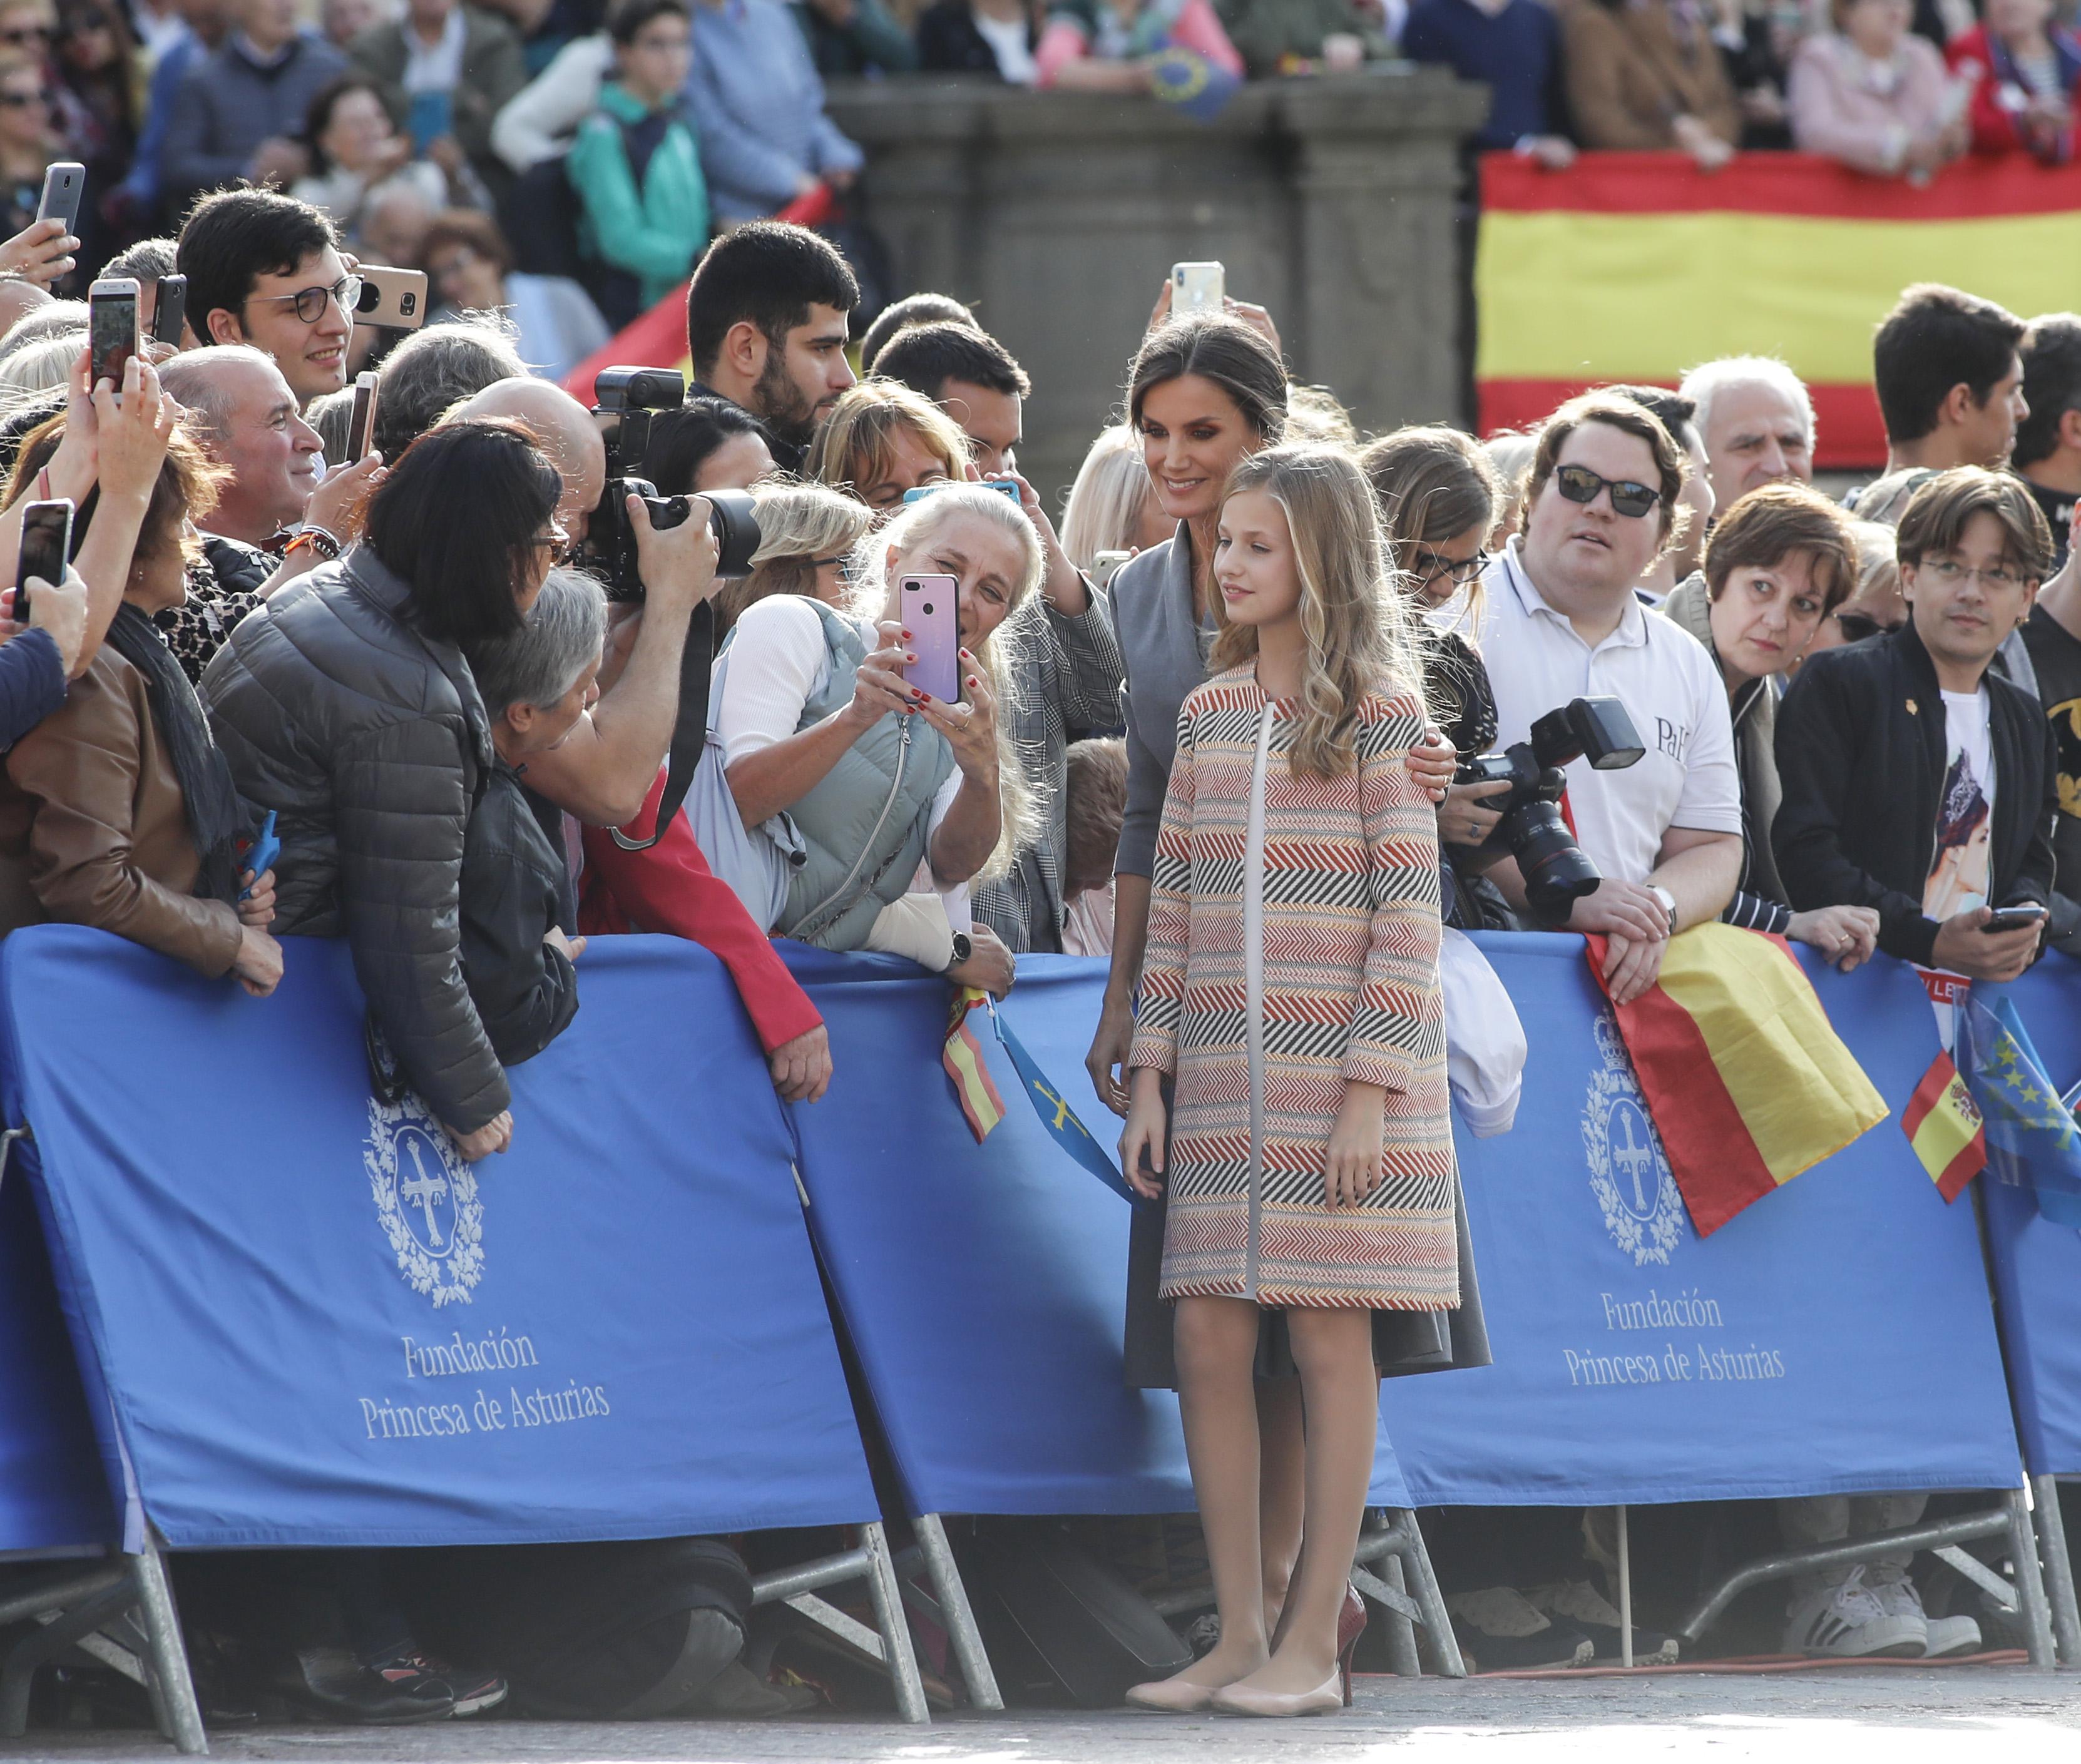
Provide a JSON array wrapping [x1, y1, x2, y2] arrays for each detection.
[[1406, 727, 1456, 803], [1118, 1073, 1168, 1199], [237, 867, 276, 927], [847, 619, 918, 730], [1325, 1081, 1386, 1209], [917, 650, 1000, 783]]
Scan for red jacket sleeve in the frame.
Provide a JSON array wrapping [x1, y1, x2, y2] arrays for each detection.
[[578, 768, 823, 1056], [1950, 31, 2024, 155]]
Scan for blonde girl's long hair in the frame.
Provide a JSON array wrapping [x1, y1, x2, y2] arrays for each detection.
[[854, 482, 1046, 880], [1209, 443, 1428, 782]]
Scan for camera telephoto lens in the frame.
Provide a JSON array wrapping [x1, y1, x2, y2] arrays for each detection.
[[704, 489, 761, 578], [1508, 800, 1603, 912]]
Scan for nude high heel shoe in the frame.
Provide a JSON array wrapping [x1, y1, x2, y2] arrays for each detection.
[[1124, 1677, 1220, 1713], [1209, 1668, 1344, 1718]]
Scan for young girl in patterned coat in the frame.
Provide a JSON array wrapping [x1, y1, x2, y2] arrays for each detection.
[[1118, 444, 1457, 1718]]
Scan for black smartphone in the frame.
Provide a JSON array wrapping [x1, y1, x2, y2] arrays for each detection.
[[347, 370, 379, 461], [1982, 904, 2049, 934], [353, 266, 429, 331], [15, 499, 75, 624], [35, 163, 84, 238], [88, 277, 139, 401], [152, 273, 188, 348]]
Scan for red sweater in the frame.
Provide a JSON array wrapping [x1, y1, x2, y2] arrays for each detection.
[[1948, 24, 2081, 161], [577, 769, 823, 1056]]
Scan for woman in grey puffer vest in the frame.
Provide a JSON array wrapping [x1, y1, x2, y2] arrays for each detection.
[[703, 483, 1042, 965], [203, 420, 566, 1164]]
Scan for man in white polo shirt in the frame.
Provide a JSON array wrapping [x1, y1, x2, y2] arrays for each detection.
[[1478, 390, 1744, 1002]]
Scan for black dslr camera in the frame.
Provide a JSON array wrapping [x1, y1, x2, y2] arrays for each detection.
[[585, 366, 760, 601], [1455, 696, 1646, 916]]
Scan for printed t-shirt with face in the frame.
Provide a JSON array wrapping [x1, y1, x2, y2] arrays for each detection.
[[1915, 686, 1996, 1042]]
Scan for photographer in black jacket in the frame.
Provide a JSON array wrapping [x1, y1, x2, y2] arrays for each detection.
[[1774, 467, 2059, 981]]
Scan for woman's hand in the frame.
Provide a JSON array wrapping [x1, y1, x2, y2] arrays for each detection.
[[543, 924, 586, 962], [1326, 1080, 1386, 1209], [1087, 988, 1137, 1117], [916, 649, 1000, 783], [42, 349, 100, 504], [1406, 728, 1456, 803], [1438, 778, 1510, 847], [237, 867, 276, 928], [1222, 297, 1281, 355], [93, 357, 176, 507], [446, 1109, 514, 1161], [1787, 903, 1879, 972], [1672, 113, 1734, 171], [3, 568, 88, 677], [847, 618, 918, 730], [1118, 1070, 1168, 1199], [0, 218, 76, 287], [948, 922, 1015, 998], [994, 470, 1087, 613], [307, 452, 385, 543], [232, 925, 284, 997], [769, 1022, 833, 1102]]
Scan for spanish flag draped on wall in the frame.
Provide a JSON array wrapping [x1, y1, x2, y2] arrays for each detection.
[[1477, 154, 2081, 469], [1584, 925, 1888, 1236]]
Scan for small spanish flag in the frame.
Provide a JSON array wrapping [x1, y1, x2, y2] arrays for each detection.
[[943, 986, 1006, 1143], [1903, 1049, 1988, 1203], [1586, 925, 1888, 1236]]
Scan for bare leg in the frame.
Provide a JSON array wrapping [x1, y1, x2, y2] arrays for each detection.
[[1226, 1308, 1378, 1695], [1163, 1295, 1272, 1688], [1258, 1377, 1306, 1645]]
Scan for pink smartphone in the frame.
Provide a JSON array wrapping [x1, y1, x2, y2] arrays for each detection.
[[900, 573, 961, 703]]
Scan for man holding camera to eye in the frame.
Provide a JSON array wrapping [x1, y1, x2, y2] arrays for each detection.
[[1476, 390, 1744, 1005]]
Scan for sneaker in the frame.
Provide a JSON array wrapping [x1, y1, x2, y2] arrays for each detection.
[[1446, 1586, 1595, 1671], [1869, 1579, 1981, 1659], [1782, 1567, 1926, 1659], [1523, 1579, 1679, 1665], [374, 1649, 506, 1718]]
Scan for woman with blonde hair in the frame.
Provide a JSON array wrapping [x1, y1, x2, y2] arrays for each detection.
[[720, 480, 873, 626], [1059, 422, 1169, 574], [1118, 443, 1460, 1719], [806, 379, 971, 516]]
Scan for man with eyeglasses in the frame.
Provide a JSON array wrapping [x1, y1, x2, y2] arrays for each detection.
[[1477, 390, 1743, 1005], [1777, 467, 2058, 986], [177, 186, 356, 407], [161, 0, 347, 210]]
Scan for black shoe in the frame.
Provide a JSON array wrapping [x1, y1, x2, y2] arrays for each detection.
[[1524, 1579, 1680, 1665], [1446, 1587, 1595, 1671], [376, 1648, 506, 1717], [267, 1646, 456, 1725]]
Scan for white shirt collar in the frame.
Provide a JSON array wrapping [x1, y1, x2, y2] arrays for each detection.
[[1498, 534, 1649, 651]]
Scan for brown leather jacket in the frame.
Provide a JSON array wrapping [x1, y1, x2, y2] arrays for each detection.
[[1562, 0, 1742, 149], [0, 643, 243, 976]]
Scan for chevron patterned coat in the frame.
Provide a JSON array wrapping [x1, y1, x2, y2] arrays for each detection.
[[1127, 666, 1459, 1310]]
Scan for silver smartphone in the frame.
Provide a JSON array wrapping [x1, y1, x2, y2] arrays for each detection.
[[36, 163, 84, 238], [1092, 549, 1133, 589], [88, 277, 140, 402], [1172, 261, 1224, 316]]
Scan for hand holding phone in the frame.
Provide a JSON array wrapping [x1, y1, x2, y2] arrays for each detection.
[[14, 499, 74, 625], [347, 370, 379, 461], [35, 163, 84, 238], [1171, 261, 1225, 316], [899, 573, 961, 703], [353, 266, 429, 330], [88, 277, 140, 403], [1981, 903, 2049, 934]]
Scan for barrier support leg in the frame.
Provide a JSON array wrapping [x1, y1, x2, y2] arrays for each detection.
[[2032, 1475, 2080, 1668], [1616, 1505, 1634, 1671], [1352, 1509, 1465, 1680], [2007, 1485, 2057, 1670], [0, 1578, 135, 1736], [910, 1515, 1001, 1711], [1378, 1554, 1421, 1678], [132, 1538, 207, 1755], [860, 1524, 929, 1725]]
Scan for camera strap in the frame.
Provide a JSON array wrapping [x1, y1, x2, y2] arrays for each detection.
[[610, 600, 716, 854]]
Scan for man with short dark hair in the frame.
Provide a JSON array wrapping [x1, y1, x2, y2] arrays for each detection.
[[683, 221, 857, 469], [160, 0, 349, 210], [872, 318, 1031, 477], [2014, 313, 2081, 571], [859, 290, 976, 372], [1849, 284, 2029, 527], [176, 188, 355, 408]]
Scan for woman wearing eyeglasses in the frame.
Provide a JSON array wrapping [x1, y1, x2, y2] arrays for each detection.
[[1359, 425, 1516, 930], [0, 51, 58, 249]]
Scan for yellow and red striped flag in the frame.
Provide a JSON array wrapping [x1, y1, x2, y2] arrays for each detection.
[[1476, 153, 2081, 469], [943, 986, 1006, 1143], [1903, 1050, 1986, 1203], [1586, 924, 1888, 1236]]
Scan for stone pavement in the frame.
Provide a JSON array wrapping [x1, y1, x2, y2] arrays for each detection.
[[14, 1666, 2081, 1764]]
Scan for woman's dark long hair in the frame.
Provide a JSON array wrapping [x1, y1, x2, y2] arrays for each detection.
[[643, 395, 776, 497], [366, 419, 561, 646], [1126, 314, 1289, 444]]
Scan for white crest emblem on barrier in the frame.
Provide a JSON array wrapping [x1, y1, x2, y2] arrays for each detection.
[[1582, 1012, 1684, 1266], [365, 1096, 484, 1305]]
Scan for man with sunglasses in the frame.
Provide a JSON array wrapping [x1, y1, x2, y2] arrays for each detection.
[[1478, 390, 1744, 1005], [177, 186, 356, 407]]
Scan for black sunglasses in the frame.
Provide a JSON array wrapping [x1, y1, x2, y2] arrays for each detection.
[[1832, 610, 1902, 644], [1553, 463, 1660, 519]]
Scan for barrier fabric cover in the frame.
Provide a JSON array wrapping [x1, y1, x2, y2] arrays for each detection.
[[781, 950, 1418, 1517], [1476, 153, 2081, 469], [1385, 936, 2019, 1506], [1981, 959, 2081, 1478], [0, 927, 877, 1549]]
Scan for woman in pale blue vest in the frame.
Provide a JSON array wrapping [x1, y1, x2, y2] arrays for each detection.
[[701, 482, 1042, 976]]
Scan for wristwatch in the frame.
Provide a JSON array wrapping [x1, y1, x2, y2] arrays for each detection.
[[946, 932, 973, 971], [1650, 884, 1678, 927]]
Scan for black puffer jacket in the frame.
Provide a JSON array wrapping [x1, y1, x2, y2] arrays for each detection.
[[201, 549, 508, 1132]]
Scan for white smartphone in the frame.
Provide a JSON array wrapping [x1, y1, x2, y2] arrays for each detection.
[[36, 163, 84, 237], [1172, 261, 1224, 316], [88, 277, 140, 403], [1092, 549, 1133, 589]]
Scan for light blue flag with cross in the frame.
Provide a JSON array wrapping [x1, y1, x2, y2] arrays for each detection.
[[987, 1001, 1137, 1203]]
